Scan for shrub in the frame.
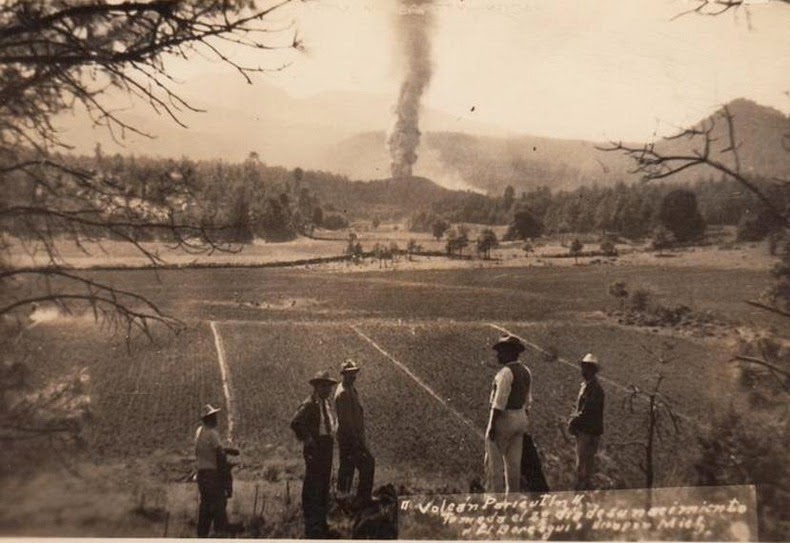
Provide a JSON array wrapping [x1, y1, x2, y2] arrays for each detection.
[[323, 214, 349, 230], [737, 208, 782, 243], [658, 189, 706, 242], [600, 239, 618, 256], [629, 288, 652, 312], [608, 281, 628, 307], [651, 225, 674, 254]]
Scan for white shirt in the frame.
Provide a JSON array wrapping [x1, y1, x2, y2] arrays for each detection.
[[195, 425, 222, 470], [317, 398, 337, 436], [490, 365, 533, 411]]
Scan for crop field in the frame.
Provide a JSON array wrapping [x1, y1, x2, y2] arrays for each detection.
[[3, 262, 764, 499]]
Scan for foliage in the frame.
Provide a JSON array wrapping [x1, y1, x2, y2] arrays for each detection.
[[767, 242, 790, 314], [432, 218, 450, 240], [695, 401, 789, 540], [629, 288, 652, 313], [651, 225, 675, 254], [569, 238, 584, 263], [0, 0, 299, 336], [403, 177, 778, 242], [658, 189, 707, 243], [737, 208, 784, 243], [505, 209, 543, 241], [608, 281, 629, 307], [0, 356, 91, 444], [617, 344, 681, 490], [406, 239, 421, 260], [599, 238, 618, 257], [445, 226, 469, 257], [322, 213, 349, 231], [475, 228, 498, 259]]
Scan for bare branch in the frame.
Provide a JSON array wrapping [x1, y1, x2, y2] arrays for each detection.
[[746, 300, 790, 319], [733, 355, 790, 380]]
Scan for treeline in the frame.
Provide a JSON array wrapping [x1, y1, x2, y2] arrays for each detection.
[[4, 151, 350, 243], [411, 177, 788, 241]]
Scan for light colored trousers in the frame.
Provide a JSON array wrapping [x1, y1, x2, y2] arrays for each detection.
[[575, 432, 600, 490], [484, 409, 529, 494]]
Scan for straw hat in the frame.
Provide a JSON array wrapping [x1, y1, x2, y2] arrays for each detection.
[[581, 353, 600, 366], [200, 403, 222, 420], [340, 359, 361, 374]]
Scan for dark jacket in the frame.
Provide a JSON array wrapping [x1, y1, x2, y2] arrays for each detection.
[[569, 377, 605, 436], [290, 395, 323, 449], [335, 383, 365, 447], [291, 396, 332, 450]]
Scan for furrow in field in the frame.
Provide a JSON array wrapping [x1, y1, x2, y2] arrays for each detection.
[[218, 321, 484, 486]]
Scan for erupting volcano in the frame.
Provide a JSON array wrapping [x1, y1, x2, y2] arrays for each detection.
[[387, 1, 433, 179]]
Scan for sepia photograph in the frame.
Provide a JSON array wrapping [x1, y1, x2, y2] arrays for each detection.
[[0, 0, 788, 540]]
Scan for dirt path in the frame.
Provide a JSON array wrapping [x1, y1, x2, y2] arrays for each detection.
[[209, 321, 236, 442], [350, 324, 485, 440]]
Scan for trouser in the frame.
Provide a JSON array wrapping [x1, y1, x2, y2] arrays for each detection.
[[485, 409, 529, 494], [575, 432, 600, 491], [337, 440, 376, 500], [302, 436, 334, 538], [197, 469, 228, 538]]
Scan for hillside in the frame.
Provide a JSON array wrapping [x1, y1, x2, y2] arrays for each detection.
[[300, 175, 459, 219], [326, 99, 790, 196], [652, 99, 790, 182]]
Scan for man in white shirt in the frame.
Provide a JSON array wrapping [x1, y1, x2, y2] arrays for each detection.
[[485, 335, 532, 494], [290, 370, 339, 538], [195, 404, 229, 537]]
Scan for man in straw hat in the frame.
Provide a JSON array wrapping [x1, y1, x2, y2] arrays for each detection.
[[195, 403, 235, 537], [335, 359, 375, 507], [568, 353, 605, 490], [290, 370, 339, 538], [485, 334, 532, 494]]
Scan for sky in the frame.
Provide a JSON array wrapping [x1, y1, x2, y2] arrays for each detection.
[[61, 0, 790, 168], [220, 0, 790, 142]]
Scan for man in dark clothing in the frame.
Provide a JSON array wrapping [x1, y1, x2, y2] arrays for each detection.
[[568, 353, 605, 490], [335, 359, 375, 507], [291, 370, 338, 539]]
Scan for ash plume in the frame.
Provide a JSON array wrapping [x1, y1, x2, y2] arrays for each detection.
[[387, 2, 434, 179]]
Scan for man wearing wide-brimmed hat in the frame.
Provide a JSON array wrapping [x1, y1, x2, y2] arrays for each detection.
[[335, 359, 375, 507], [485, 334, 532, 494], [195, 403, 229, 537], [568, 353, 605, 490], [290, 370, 339, 538]]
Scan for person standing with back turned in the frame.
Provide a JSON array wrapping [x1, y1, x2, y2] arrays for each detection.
[[485, 334, 532, 494], [568, 353, 605, 491]]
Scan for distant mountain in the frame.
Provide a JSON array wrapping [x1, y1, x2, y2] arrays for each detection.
[[324, 99, 790, 195], [651, 98, 790, 183], [59, 85, 789, 198]]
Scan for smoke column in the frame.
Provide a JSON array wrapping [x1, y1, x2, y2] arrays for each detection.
[[387, 2, 433, 179]]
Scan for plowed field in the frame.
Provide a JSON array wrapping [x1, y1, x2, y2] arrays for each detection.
[[4, 263, 759, 492]]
